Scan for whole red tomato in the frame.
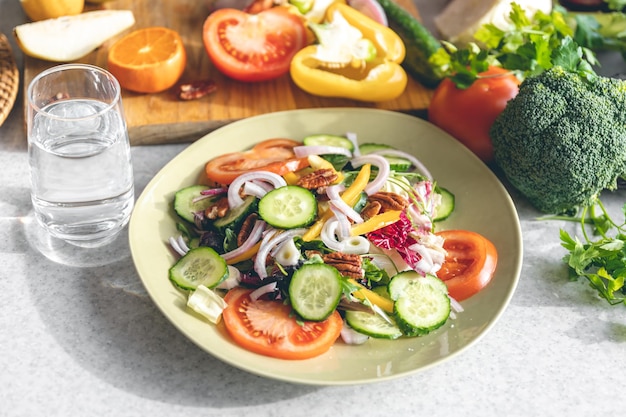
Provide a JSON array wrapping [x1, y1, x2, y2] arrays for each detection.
[[428, 66, 520, 162]]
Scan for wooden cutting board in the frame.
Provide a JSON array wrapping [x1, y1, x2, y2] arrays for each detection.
[[23, 0, 434, 145]]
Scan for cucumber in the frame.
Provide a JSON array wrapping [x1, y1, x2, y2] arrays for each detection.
[[258, 185, 317, 229], [359, 143, 412, 171], [213, 195, 257, 231], [289, 263, 342, 321], [434, 187, 455, 222], [174, 185, 218, 223], [375, 0, 443, 88], [303, 134, 354, 151], [169, 246, 229, 291], [389, 272, 450, 337], [344, 310, 403, 339]]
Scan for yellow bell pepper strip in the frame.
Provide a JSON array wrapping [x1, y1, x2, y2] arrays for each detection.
[[225, 241, 261, 265], [302, 163, 371, 241], [289, 3, 408, 102], [350, 210, 402, 236], [348, 278, 394, 313]]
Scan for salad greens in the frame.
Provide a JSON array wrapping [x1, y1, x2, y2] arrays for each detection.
[[559, 199, 626, 305], [429, 1, 626, 88]]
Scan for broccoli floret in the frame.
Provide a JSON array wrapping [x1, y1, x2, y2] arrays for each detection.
[[490, 66, 626, 214]]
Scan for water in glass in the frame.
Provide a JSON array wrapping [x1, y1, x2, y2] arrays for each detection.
[[29, 98, 134, 247]]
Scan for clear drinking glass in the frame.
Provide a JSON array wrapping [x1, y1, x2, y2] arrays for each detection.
[[26, 64, 134, 250]]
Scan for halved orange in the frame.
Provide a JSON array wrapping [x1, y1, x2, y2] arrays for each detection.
[[107, 27, 187, 94]]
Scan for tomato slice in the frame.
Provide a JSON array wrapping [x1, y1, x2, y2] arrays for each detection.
[[202, 7, 308, 82], [204, 138, 309, 184], [435, 230, 498, 301], [222, 287, 343, 360]]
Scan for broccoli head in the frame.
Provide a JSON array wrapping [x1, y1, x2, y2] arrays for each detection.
[[490, 66, 626, 214]]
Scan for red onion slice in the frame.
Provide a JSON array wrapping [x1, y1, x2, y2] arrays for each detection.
[[222, 220, 267, 261], [370, 149, 433, 180], [250, 281, 278, 301], [228, 171, 287, 208], [254, 228, 306, 279], [326, 184, 364, 224]]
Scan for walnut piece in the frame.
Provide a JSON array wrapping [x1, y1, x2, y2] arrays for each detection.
[[204, 197, 229, 220], [177, 79, 217, 101]]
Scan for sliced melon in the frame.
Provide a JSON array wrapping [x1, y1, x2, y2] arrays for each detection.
[[14, 10, 135, 62]]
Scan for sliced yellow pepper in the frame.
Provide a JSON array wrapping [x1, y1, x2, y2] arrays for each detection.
[[348, 278, 394, 313], [302, 163, 371, 241], [289, 3, 407, 102], [225, 241, 261, 265], [350, 210, 401, 236]]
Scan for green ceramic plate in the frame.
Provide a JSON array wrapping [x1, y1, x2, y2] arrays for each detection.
[[129, 108, 522, 385]]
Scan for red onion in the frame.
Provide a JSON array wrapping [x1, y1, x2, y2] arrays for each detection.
[[254, 228, 306, 279], [227, 171, 287, 208], [350, 154, 390, 195], [320, 219, 345, 252], [347, 0, 388, 26], [222, 220, 266, 261], [250, 281, 278, 301], [340, 320, 370, 345], [243, 181, 269, 200], [168, 236, 187, 257]]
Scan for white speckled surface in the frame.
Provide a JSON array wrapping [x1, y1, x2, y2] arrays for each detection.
[[1, 1, 625, 416]]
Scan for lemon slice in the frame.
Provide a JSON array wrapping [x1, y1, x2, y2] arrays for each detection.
[[14, 10, 135, 62]]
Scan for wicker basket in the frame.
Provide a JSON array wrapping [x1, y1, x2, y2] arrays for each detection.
[[0, 32, 19, 127]]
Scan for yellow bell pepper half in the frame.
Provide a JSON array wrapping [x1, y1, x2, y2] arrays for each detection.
[[290, 3, 408, 102]]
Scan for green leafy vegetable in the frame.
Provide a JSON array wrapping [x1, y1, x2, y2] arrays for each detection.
[[559, 198, 626, 305], [429, 2, 598, 87]]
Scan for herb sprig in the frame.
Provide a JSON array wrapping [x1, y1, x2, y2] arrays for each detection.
[[429, 3, 598, 88], [558, 198, 626, 305]]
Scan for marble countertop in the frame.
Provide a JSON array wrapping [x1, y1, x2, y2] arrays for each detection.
[[1, 1, 624, 416]]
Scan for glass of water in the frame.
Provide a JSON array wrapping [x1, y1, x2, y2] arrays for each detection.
[[26, 64, 134, 251]]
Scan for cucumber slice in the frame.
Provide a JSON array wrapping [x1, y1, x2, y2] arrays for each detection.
[[359, 143, 412, 172], [289, 263, 342, 321], [174, 185, 217, 223], [344, 310, 403, 339], [433, 187, 455, 222], [213, 195, 257, 231], [258, 185, 317, 229], [390, 273, 450, 337], [388, 271, 448, 300], [169, 246, 229, 291], [303, 134, 354, 151]]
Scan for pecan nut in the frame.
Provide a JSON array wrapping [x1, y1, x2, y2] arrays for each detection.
[[237, 213, 258, 246], [177, 79, 217, 101], [204, 196, 229, 220], [297, 169, 338, 191], [367, 191, 408, 211], [360, 201, 382, 220], [323, 252, 364, 279]]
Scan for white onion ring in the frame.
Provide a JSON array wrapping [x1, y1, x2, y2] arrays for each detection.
[[350, 154, 390, 195], [250, 281, 278, 301], [320, 219, 345, 252], [227, 171, 286, 208], [254, 228, 306, 279], [294, 145, 353, 158], [346, 132, 361, 157], [370, 149, 432, 180], [326, 184, 363, 224], [243, 181, 269, 200], [329, 205, 351, 240], [222, 220, 267, 261]]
